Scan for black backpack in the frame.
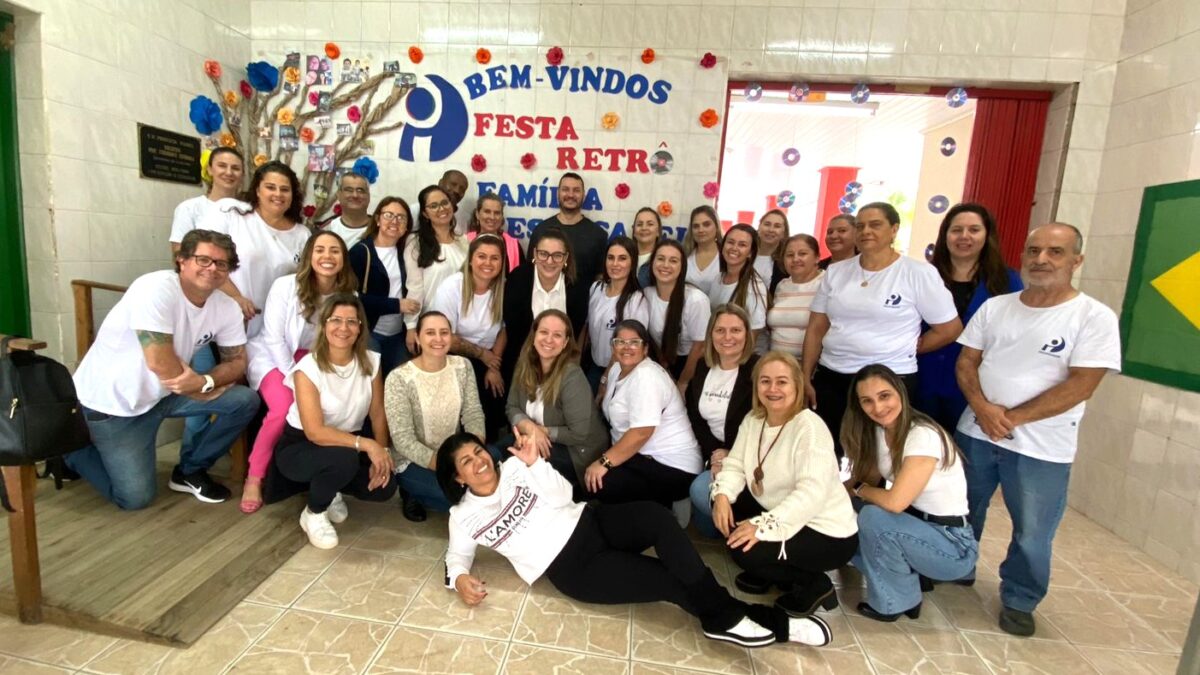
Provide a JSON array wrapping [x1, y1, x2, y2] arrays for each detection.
[[0, 337, 91, 468]]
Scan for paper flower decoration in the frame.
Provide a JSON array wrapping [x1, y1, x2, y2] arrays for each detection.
[[299, 126, 316, 143], [520, 152, 537, 170], [615, 183, 630, 199], [308, 91, 320, 106], [277, 108, 295, 125], [333, 203, 343, 216], [347, 105, 362, 123], [253, 153, 268, 167], [601, 112, 619, 130], [476, 48, 492, 65], [325, 42, 340, 59], [246, 61, 279, 92], [188, 95, 224, 135], [219, 132, 236, 148], [303, 204, 316, 219], [703, 181, 719, 199], [240, 80, 252, 99], [470, 154, 487, 172], [284, 66, 301, 85], [409, 46, 424, 64], [699, 52, 717, 69], [641, 48, 655, 64], [223, 90, 238, 108], [352, 157, 379, 184], [657, 201, 673, 217], [547, 46, 563, 66], [203, 60, 222, 78], [699, 108, 720, 128]]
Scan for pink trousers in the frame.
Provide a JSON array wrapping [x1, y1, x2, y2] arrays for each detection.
[[248, 349, 308, 480]]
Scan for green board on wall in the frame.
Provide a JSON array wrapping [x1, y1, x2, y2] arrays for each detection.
[[1119, 179, 1200, 392]]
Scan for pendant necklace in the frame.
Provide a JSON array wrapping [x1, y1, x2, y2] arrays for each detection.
[[752, 418, 790, 497]]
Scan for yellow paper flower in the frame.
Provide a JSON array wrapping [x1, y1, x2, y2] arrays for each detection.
[[219, 132, 236, 148], [284, 66, 301, 84], [277, 108, 295, 125], [199, 149, 212, 183], [601, 112, 619, 130], [254, 153, 268, 167], [223, 90, 238, 108]]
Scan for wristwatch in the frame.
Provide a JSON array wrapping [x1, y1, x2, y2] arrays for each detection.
[[599, 454, 613, 469], [200, 374, 216, 394]]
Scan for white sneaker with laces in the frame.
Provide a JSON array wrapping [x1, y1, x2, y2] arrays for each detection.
[[327, 493, 348, 524], [788, 614, 833, 646], [299, 507, 339, 549], [703, 616, 776, 648]]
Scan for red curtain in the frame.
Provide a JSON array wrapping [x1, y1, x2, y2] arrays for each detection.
[[962, 98, 1050, 268]]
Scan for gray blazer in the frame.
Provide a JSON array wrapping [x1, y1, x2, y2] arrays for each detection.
[[506, 364, 609, 481]]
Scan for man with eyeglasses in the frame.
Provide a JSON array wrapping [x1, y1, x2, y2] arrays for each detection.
[[527, 172, 608, 288], [66, 229, 260, 510], [438, 169, 471, 234], [323, 172, 373, 247]]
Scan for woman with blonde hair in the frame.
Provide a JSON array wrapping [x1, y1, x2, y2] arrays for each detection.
[[754, 209, 789, 292], [466, 193, 521, 272], [683, 205, 722, 296]]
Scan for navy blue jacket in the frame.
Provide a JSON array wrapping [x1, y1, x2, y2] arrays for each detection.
[[348, 236, 406, 332]]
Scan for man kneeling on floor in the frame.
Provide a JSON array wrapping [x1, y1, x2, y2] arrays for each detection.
[[67, 229, 260, 509]]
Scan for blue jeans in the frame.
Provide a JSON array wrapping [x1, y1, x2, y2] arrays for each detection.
[[181, 345, 218, 452], [399, 444, 505, 512], [955, 432, 1071, 613], [66, 385, 260, 510], [370, 329, 410, 378], [852, 504, 978, 615], [688, 471, 721, 539]]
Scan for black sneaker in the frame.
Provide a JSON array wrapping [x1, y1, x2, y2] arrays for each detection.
[[399, 488, 427, 522], [775, 576, 839, 617], [999, 607, 1036, 637], [168, 466, 231, 504]]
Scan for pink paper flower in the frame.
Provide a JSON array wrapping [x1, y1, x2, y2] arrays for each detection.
[[203, 60, 222, 78], [239, 80, 253, 99], [614, 183, 630, 199], [471, 154, 487, 172], [703, 181, 719, 199], [333, 203, 343, 216], [308, 91, 320, 106], [699, 52, 717, 69], [520, 152, 537, 170], [547, 46, 564, 66], [302, 205, 316, 218], [347, 105, 362, 123]]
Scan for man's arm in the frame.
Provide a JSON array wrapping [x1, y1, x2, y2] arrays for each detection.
[[955, 346, 1014, 441], [136, 330, 185, 380], [1007, 367, 1109, 427], [211, 344, 249, 386]]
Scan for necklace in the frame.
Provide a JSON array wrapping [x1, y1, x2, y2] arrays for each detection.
[[858, 252, 897, 287], [332, 359, 356, 379], [752, 418, 790, 497]]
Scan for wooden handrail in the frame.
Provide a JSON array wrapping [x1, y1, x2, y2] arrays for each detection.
[[71, 279, 128, 362], [1, 336, 48, 352]]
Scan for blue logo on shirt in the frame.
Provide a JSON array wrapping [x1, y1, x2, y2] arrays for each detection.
[[398, 75, 469, 162], [884, 294, 902, 307], [196, 331, 214, 346], [1040, 337, 1067, 356]]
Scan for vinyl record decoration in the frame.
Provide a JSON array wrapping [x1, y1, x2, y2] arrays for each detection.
[[777, 190, 795, 208], [850, 82, 870, 104], [744, 82, 763, 102], [844, 181, 863, 198], [838, 195, 857, 214], [928, 195, 950, 214], [940, 137, 957, 157], [788, 82, 809, 102], [782, 148, 801, 166], [946, 87, 969, 108]]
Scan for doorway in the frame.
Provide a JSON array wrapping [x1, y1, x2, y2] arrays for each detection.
[[0, 10, 31, 337]]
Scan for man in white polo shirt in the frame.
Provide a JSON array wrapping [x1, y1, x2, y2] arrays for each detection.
[[322, 172, 372, 248], [954, 223, 1121, 637], [66, 229, 260, 510]]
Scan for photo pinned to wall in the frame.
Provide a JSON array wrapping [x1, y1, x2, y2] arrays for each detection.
[[395, 72, 416, 88], [284, 52, 301, 92], [318, 92, 331, 112], [308, 143, 335, 172], [341, 57, 370, 83], [360, 140, 375, 155], [228, 113, 241, 126], [279, 124, 299, 151], [317, 115, 333, 129], [337, 123, 352, 137], [314, 184, 329, 201], [383, 60, 400, 73], [203, 135, 220, 149], [307, 56, 332, 85], [257, 126, 272, 138]]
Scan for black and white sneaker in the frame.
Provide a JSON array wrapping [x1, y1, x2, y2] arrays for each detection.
[[788, 614, 833, 646], [168, 467, 231, 504], [703, 616, 776, 648]]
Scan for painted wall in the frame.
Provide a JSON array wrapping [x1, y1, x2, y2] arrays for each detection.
[[908, 112, 973, 260]]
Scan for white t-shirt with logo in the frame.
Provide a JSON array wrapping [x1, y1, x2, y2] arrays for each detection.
[[875, 424, 967, 517], [810, 255, 957, 374], [686, 251, 720, 297], [587, 282, 650, 366], [321, 216, 370, 249], [170, 196, 248, 244], [74, 271, 246, 417], [644, 285, 711, 357], [430, 272, 502, 350], [602, 359, 702, 475], [373, 246, 405, 337], [698, 365, 739, 443], [955, 292, 1121, 463], [201, 199, 310, 337], [285, 351, 381, 432]]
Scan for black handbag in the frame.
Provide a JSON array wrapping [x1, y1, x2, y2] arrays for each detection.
[[0, 336, 91, 467]]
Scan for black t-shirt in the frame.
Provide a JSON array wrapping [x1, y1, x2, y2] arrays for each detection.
[[528, 215, 609, 287], [948, 280, 976, 319]]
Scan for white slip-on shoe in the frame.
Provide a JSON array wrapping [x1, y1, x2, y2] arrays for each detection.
[[788, 614, 833, 646], [703, 616, 776, 648], [327, 493, 349, 524], [299, 507, 339, 549]]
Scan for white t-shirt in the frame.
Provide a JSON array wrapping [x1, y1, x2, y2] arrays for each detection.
[[285, 351, 381, 432], [708, 275, 768, 330], [74, 271, 246, 417], [170, 196, 248, 244], [955, 292, 1121, 463], [587, 282, 650, 366], [525, 389, 546, 426], [201, 199, 310, 337], [810, 255, 957, 374], [698, 366, 738, 443], [753, 255, 776, 287], [637, 252, 652, 272], [431, 272, 502, 350], [322, 216, 370, 249], [403, 237, 469, 329], [373, 246, 405, 337], [644, 285, 711, 357], [602, 359, 702, 474], [686, 251, 721, 297], [875, 424, 967, 517], [531, 273, 567, 318], [768, 273, 823, 357]]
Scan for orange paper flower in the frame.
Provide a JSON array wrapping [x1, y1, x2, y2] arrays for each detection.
[[253, 153, 268, 167], [325, 42, 340, 59], [203, 59, 222, 78], [601, 112, 619, 130], [657, 201, 673, 217], [641, 48, 655, 64], [219, 132, 236, 148], [277, 108, 295, 125], [476, 48, 492, 64], [223, 90, 238, 108], [284, 66, 301, 84], [299, 127, 316, 143], [699, 108, 720, 128], [409, 46, 424, 64]]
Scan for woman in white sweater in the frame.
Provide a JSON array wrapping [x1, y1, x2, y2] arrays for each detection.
[[711, 351, 859, 618], [435, 431, 833, 649]]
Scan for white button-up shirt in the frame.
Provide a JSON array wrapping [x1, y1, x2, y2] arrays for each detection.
[[531, 272, 567, 317]]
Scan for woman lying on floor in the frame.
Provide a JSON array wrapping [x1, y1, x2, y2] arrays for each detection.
[[435, 431, 835, 649]]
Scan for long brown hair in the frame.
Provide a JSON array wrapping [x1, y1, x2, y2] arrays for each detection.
[[758, 209, 790, 263], [313, 293, 373, 377], [602, 236, 642, 322], [296, 231, 359, 321], [684, 205, 721, 255], [841, 364, 957, 485], [719, 224, 766, 310], [512, 309, 580, 408], [461, 234, 506, 325], [362, 196, 413, 247], [650, 239, 689, 367], [931, 203, 1010, 297]]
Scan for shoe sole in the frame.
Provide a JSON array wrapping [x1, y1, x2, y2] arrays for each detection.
[[299, 516, 339, 550], [734, 578, 773, 594], [776, 587, 839, 618], [789, 615, 833, 646], [702, 630, 776, 648], [168, 479, 228, 504]]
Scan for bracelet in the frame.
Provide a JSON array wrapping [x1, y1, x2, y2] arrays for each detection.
[[599, 454, 613, 469], [354, 436, 361, 451], [599, 375, 608, 385]]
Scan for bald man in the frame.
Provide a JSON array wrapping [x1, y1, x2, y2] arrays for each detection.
[[439, 169, 471, 234]]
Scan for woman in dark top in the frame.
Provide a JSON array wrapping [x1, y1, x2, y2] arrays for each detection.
[[818, 214, 857, 270], [347, 197, 420, 375], [686, 305, 760, 537], [916, 203, 1022, 433]]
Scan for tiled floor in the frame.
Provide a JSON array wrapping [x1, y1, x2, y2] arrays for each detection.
[[0, 495, 1193, 674]]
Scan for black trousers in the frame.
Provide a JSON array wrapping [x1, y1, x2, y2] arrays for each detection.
[[469, 357, 507, 443], [594, 453, 696, 507], [812, 365, 917, 458], [274, 425, 398, 512], [728, 488, 859, 591]]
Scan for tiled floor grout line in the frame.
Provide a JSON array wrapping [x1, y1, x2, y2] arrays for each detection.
[[359, 623, 400, 675], [217, 597, 295, 675]]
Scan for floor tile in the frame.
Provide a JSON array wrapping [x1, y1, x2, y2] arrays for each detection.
[[849, 616, 992, 674], [512, 579, 631, 658], [400, 563, 528, 640], [293, 549, 435, 623], [630, 602, 754, 674], [925, 582, 1068, 641], [962, 632, 1099, 674], [1109, 592, 1194, 651], [0, 654, 73, 674], [227, 609, 390, 674], [351, 518, 451, 561], [366, 627, 506, 674], [502, 643, 629, 674], [1079, 646, 1182, 674], [751, 613, 873, 675], [1036, 588, 1176, 651], [836, 583, 958, 632], [245, 544, 344, 607], [0, 615, 115, 670]]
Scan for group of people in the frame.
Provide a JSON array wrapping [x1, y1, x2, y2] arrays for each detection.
[[63, 147, 1121, 648]]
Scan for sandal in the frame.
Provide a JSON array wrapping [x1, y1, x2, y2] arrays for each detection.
[[240, 477, 264, 514]]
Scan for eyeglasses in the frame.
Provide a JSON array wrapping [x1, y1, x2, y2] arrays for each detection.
[[190, 255, 232, 272], [426, 199, 452, 211], [379, 212, 406, 222], [535, 250, 567, 263], [340, 187, 368, 195], [325, 317, 362, 328], [610, 338, 644, 348]]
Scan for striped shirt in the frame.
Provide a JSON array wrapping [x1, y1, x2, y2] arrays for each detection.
[[767, 273, 824, 357]]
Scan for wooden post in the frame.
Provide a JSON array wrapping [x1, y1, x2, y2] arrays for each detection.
[[3, 465, 41, 623], [72, 281, 94, 362]]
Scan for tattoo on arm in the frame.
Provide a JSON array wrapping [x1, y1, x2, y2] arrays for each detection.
[[136, 330, 173, 348], [217, 344, 246, 362]]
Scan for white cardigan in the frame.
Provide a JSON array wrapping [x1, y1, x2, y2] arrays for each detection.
[[711, 409, 858, 543], [246, 275, 318, 389]]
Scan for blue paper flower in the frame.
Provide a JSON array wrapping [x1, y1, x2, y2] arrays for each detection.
[[246, 61, 279, 92], [352, 157, 379, 184], [188, 95, 224, 136]]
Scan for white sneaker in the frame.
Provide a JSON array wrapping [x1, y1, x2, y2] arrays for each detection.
[[327, 493, 348, 524], [299, 507, 339, 549], [788, 614, 833, 646], [703, 616, 776, 648]]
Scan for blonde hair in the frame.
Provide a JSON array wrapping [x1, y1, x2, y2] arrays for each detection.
[[512, 310, 580, 409], [460, 234, 506, 325], [748, 351, 807, 420], [312, 293, 373, 377], [703, 304, 755, 369], [296, 231, 359, 321]]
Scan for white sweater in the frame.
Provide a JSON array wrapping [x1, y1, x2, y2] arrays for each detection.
[[711, 410, 858, 542], [445, 457, 585, 589], [246, 275, 318, 389]]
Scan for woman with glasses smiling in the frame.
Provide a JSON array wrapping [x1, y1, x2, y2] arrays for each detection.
[[403, 186, 469, 355], [349, 197, 420, 377]]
